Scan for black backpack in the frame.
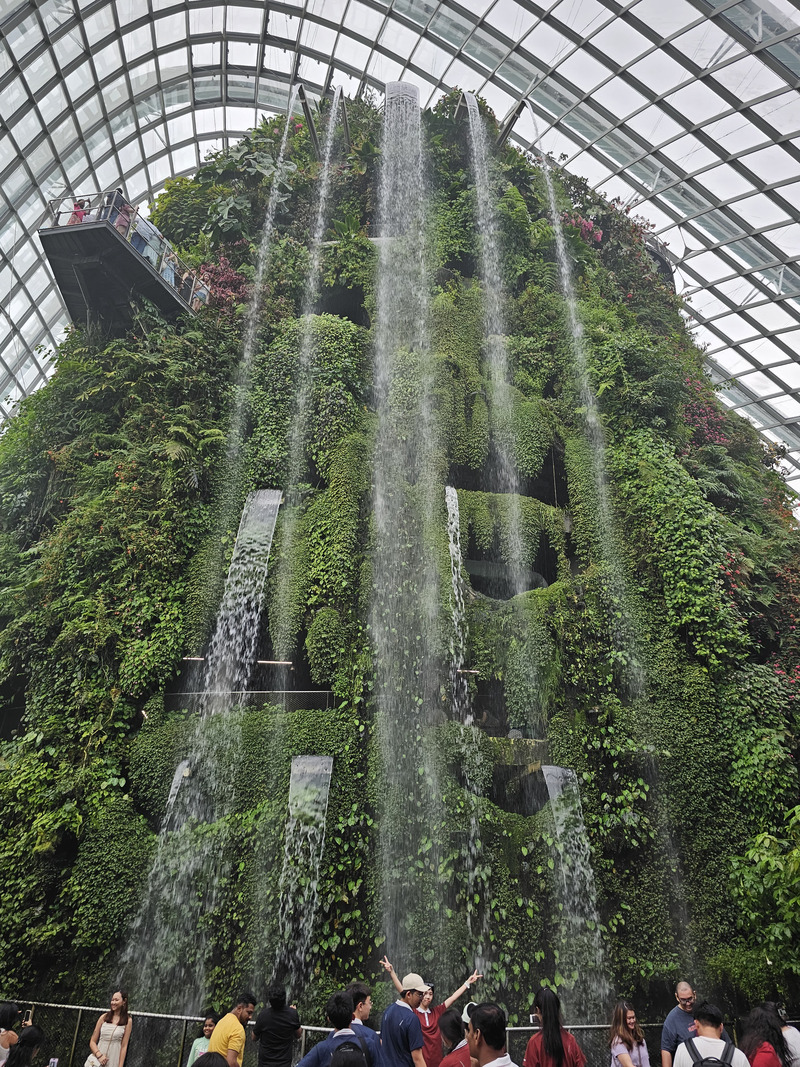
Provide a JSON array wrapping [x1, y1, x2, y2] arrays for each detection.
[[685, 1038, 736, 1067], [330, 1032, 373, 1067]]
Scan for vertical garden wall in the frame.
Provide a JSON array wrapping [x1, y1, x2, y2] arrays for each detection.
[[0, 91, 799, 1020]]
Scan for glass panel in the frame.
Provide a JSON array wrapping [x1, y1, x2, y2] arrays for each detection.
[[6, 14, 42, 61], [164, 80, 192, 113], [751, 93, 800, 136], [367, 52, 405, 82], [118, 140, 143, 171], [13, 111, 40, 151], [93, 39, 123, 79], [64, 60, 92, 101], [195, 74, 222, 101], [83, 6, 116, 42], [53, 27, 85, 71], [378, 19, 419, 59], [109, 105, 138, 140], [0, 42, 12, 79], [159, 47, 189, 79], [393, 0, 436, 30], [228, 75, 256, 101], [39, 83, 69, 126], [766, 39, 800, 77], [523, 21, 573, 67], [268, 12, 300, 39], [192, 40, 221, 66], [744, 145, 798, 183], [227, 5, 264, 34], [27, 139, 56, 180], [429, 7, 474, 49], [23, 49, 56, 94], [4, 76, 28, 117], [335, 35, 370, 68], [535, 80, 584, 125], [496, 51, 541, 91], [228, 40, 258, 66], [128, 60, 157, 95], [590, 20, 651, 64], [345, 2, 385, 38], [463, 26, 509, 71], [489, 0, 537, 38], [411, 38, 452, 78], [40, 0, 76, 34], [712, 55, 786, 98], [155, 13, 186, 47], [553, 0, 609, 36]]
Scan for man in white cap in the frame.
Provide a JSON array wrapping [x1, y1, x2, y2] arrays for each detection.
[[380, 972, 426, 1067]]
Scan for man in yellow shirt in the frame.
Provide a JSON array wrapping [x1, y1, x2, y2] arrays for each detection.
[[209, 992, 257, 1067]]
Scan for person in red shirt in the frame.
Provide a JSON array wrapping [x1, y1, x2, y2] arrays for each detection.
[[740, 1006, 791, 1067], [523, 988, 586, 1067], [380, 958, 482, 1067], [439, 1009, 470, 1067]]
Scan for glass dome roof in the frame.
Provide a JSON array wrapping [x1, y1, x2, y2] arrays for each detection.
[[2, 0, 800, 486]]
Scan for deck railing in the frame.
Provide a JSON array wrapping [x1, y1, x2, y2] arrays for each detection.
[[44, 191, 208, 311]]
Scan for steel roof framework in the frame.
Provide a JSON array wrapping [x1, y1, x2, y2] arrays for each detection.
[[1, 0, 800, 485]]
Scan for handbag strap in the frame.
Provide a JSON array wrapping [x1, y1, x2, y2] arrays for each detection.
[[101, 1023, 122, 1056]]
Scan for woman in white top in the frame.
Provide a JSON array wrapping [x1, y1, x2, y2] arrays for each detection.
[[89, 991, 132, 1067]]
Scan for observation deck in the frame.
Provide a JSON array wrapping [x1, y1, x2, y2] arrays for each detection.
[[38, 189, 208, 333]]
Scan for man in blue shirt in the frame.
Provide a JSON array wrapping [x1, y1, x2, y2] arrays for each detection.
[[345, 982, 381, 1067], [380, 973, 426, 1067], [661, 982, 698, 1067], [298, 993, 368, 1067]]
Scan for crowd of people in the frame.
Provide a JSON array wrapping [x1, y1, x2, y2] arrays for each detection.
[[58, 189, 209, 310], [1, 976, 798, 1067]]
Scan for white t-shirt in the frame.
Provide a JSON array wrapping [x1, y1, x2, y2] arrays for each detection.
[[783, 1028, 800, 1067], [674, 1037, 748, 1067]]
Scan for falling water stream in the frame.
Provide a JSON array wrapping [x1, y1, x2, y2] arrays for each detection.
[[542, 766, 611, 1021], [273, 755, 334, 990], [371, 81, 445, 967], [524, 101, 642, 695], [119, 490, 282, 1011], [272, 88, 343, 659], [445, 487, 489, 966], [464, 94, 527, 598]]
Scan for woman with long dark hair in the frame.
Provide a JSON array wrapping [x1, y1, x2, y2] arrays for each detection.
[[439, 1008, 470, 1067], [89, 991, 132, 1067], [0, 1004, 21, 1065], [740, 1005, 791, 1067], [609, 1001, 650, 1067], [5, 1026, 43, 1067], [523, 988, 586, 1067]]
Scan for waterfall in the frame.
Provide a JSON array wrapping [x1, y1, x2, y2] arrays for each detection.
[[445, 486, 489, 965], [371, 81, 444, 966], [272, 755, 334, 992], [119, 490, 282, 1012], [240, 84, 300, 384], [202, 490, 283, 716], [542, 765, 611, 1021], [464, 93, 526, 597], [525, 102, 642, 694], [273, 87, 343, 659]]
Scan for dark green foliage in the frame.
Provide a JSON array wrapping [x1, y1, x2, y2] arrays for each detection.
[[1, 93, 799, 1019]]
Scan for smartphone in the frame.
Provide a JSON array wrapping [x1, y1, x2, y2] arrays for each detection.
[[22, 1011, 32, 1025]]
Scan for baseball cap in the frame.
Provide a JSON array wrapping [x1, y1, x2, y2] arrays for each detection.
[[401, 973, 427, 993]]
